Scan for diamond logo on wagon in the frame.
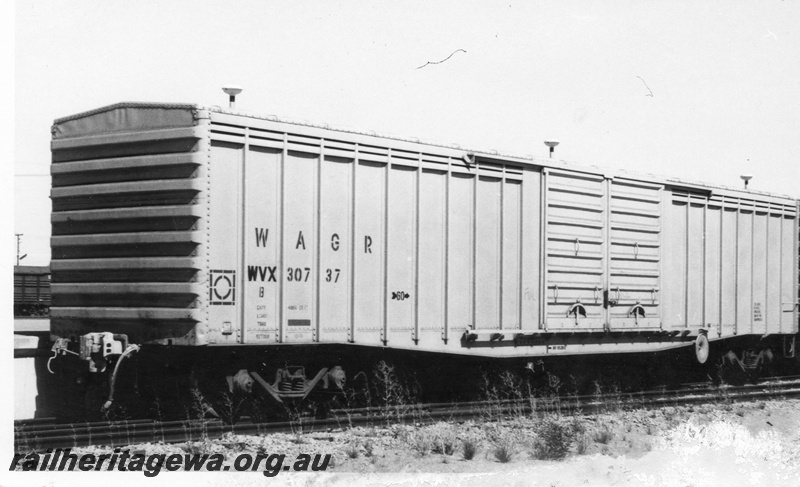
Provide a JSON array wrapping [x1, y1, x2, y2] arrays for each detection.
[[209, 270, 236, 305]]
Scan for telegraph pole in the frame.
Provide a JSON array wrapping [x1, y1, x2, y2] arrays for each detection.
[[15, 233, 27, 266]]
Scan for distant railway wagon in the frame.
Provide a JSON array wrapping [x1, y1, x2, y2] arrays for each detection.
[[47, 101, 799, 417], [14, 265, 50, 316]]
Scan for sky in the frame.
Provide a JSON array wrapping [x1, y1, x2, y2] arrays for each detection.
[[10, 0, 800, 267]]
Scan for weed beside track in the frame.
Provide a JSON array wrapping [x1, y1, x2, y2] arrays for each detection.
[[15, 373, 800, 452]]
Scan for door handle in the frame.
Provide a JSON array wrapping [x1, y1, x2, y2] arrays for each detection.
[[606, 288, 619, 307]]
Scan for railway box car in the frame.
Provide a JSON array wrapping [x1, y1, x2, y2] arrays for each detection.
[[50, 103, 798, 352], [48, 102, 799, 411], [14, 265, 51, 316]]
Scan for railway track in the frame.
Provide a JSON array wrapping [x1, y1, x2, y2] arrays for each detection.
[[15, 377, 800, 452]]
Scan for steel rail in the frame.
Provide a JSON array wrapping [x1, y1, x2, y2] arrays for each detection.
[[15, 378, 800, 452]]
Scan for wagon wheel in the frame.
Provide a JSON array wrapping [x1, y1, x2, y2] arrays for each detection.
[[695, 334, 710, 364], [184, 361, 247, 423], [716, 350, 746, 385]]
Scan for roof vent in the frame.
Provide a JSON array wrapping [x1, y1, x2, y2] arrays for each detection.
[[222, 85, 243, 108], [544, 140, 559, 159]]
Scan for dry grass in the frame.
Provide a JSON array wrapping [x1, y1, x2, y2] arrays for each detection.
[[492, 439, 514, 463], [593, 425, 614, 444], [462, 437, 479, 460], [344, 442, 360, 459]]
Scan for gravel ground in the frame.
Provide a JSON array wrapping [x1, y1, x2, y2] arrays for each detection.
[[10, 398, 800, 486]]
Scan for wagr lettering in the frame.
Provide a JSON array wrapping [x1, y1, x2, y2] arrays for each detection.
[[255, 228, 269, 247], [247, 266, 277, 282], [364, 235, 373, 253], [254, 228, 374, 254]]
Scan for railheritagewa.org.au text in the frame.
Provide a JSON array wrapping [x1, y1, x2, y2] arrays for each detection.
[[11, 448, 331, 476]]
